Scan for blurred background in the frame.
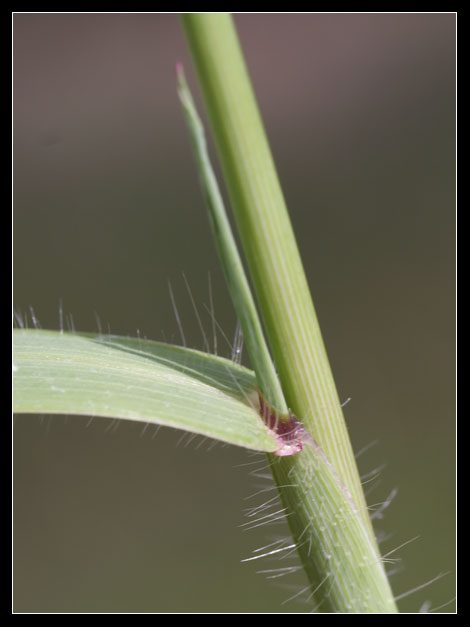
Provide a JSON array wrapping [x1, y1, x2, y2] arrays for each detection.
[[13, 13, 455, 613]]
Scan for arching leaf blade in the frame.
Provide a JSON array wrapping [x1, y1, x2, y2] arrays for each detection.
[[13, 329, 277, 453]]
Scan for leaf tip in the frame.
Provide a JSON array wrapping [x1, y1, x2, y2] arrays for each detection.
[[175, 61, 184, 78]]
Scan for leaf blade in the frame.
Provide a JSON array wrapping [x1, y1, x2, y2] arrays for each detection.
[[13, 329, 278, 453]]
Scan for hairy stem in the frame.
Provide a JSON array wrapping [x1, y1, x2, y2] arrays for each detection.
[[181, 12, 398, 612]]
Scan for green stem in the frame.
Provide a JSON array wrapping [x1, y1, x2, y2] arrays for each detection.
[[177, 67, 288, 418], [181, 13, 398, 612], [180, 13, 370, 527]]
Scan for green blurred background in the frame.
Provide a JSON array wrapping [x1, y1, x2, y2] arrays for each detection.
[[13, 13, 455, 613]]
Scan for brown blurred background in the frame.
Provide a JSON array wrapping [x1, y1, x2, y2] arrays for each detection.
[[13, 13, 455, 613]]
